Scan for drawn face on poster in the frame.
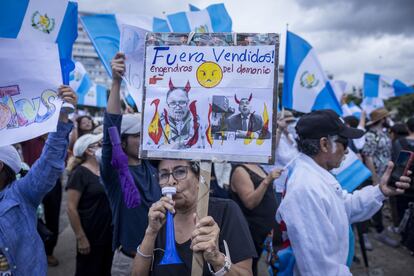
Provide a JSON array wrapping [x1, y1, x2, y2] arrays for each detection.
[[141, 33, 279, 163]]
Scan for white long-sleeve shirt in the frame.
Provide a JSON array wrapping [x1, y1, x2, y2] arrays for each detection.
[[276, 154, 386, 276]]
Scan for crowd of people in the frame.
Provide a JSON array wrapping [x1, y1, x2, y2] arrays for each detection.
[[0, 53, 413, 276]]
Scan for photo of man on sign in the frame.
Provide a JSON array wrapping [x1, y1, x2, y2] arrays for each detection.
[[147, 79, 203, 150]]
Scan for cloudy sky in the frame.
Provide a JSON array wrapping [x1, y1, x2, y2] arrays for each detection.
[[79, 0, 414, 88]]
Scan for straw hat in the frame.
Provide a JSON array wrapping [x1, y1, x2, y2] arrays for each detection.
[[367, 108, 390, 126]]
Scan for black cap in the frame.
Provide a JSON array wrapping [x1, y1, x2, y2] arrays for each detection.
[[296, 109, 364, 139]]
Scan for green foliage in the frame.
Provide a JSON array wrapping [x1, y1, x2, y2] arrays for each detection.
[[384, 93, 414, 121]]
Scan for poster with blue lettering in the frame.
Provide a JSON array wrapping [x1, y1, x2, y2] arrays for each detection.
[[140, 33, 279, 163], [0, 39, 63, 146]]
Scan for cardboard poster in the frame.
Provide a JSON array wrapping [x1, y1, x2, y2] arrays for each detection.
[[0, 39, 63, 147], [140, 33, 279, 163]]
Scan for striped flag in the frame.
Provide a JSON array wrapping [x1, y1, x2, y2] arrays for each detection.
[[282, 31, 342, 115], [69, 62, 107, 107], [364, 73, 414, 100], [0, 0, 78, 82]]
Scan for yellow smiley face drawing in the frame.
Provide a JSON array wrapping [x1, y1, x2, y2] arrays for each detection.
[[196, 62, 223, 88]]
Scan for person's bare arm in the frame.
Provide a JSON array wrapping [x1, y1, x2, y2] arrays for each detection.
[[230, 166, 281, 210], [107, 52, 125, 114], [67, 189, 90, 255]]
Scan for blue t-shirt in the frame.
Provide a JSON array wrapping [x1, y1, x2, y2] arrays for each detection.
[[101, 112, 161, 253]]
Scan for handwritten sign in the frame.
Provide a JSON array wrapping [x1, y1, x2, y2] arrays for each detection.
[[140, 33, 279, 163], [0, 39, 62, 146]]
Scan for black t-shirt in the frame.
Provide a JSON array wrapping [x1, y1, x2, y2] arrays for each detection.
[[66, 165, 113, 246], [150, 197, 256, 276], [229, 165, 277, 254]]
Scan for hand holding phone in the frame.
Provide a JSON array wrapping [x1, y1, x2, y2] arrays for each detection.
[[389, 150, 414, 188]]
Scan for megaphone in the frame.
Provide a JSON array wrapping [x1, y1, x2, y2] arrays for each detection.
[[159, 186, 183, 265]]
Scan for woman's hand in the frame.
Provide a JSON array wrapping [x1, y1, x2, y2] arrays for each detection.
[[58, 85, 77, 122], [111, 52, 126, 82], [191, 215, 223, 269], [379, 162, 412, 196], [266, 168, 283, 184], [147, 197, 175, 235], [77, 235, 90, 255]]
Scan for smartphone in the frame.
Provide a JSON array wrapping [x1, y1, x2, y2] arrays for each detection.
[[389, 150, 414, 188]]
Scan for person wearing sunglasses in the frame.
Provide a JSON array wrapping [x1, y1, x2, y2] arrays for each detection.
[[276, 109, 412, 275], [132, 160, 257, 276], [66, 133, 113, 276]]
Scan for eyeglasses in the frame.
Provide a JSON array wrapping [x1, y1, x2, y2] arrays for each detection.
[[167, 100, 188, 108], [158, 166, 189, 185]]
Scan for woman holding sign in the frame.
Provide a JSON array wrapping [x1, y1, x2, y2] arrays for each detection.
[[0, 86, 76, 276], [132, 159, 257, 276]]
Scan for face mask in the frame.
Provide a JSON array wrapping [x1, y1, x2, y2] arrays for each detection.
[[94, 148, 102, 164]]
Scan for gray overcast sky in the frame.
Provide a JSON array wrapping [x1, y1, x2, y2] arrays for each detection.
[[79, 0, 414, 88]]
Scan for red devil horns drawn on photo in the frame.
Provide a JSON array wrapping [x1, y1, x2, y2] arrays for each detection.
[[234, 93, 253, 104], [169, 78, 191, 93]]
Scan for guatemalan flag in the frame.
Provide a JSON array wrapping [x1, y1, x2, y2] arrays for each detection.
[[342, 101, 362, 119], [81, 3, 231, 109], [331, 150, 371, 192], [364, 73, 414, 100], [70, 62, 107, 108], [282, 31, 342, 115], [0, 0, 78, 83], [80, 3, 231, 77]]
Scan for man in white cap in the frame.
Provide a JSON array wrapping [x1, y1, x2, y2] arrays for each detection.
[[101, 52, 161, 275], [0, 86, 76, 276]]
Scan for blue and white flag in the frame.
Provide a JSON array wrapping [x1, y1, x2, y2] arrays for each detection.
[[282, 31, 342, 115], [342, 101, 362, 119], [360, 96, 384, 118], [70, 62, 107, 108], [331, 150, 371, 192], [330, 80, 347, 102], [168, 3, 232, 33], [364, 73, 414, 100], [0, 0, 78, 81]]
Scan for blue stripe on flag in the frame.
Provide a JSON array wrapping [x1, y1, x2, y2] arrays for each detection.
[[96, 84, 107, 108], [80, 14, 120, 77], [363, 73, 380, 98], [336, 160, 371, 192], [393, 79, 414, 96], [56, 1, 78, 61], [167, 12, 191, 32], [152, 17, 171, 32], [282, 31, 312, 109], [312, 81, 343, 115], [206, 3, 232, 32], [0, 0, 29, 37], [77, 74, 93, 95]]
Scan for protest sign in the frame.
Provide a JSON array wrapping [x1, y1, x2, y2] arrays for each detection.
[[0, 39, 63, 146], [119, 24, 147, 110], [140, 33, 279, 163]]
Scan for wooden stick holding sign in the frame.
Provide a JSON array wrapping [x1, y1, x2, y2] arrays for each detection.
[[191, 161, 212, 275]]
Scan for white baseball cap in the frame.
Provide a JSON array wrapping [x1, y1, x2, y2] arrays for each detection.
[[0, 146, 22, 174], [73, 134, 103, 157], [121, 113, 141, 135]]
